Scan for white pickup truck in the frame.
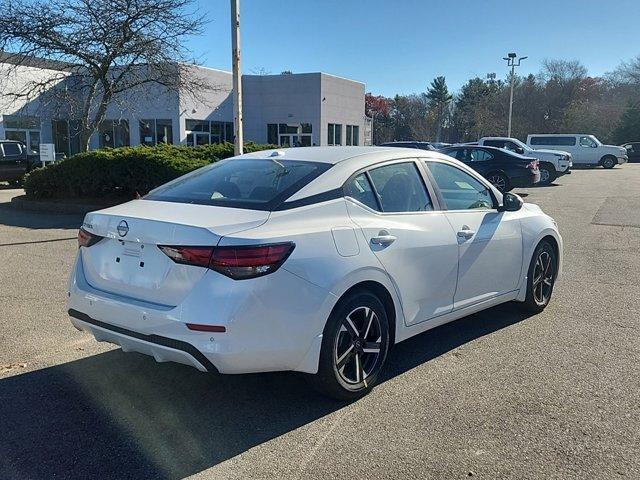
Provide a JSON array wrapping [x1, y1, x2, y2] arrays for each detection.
[[476, 137, 572, 185]]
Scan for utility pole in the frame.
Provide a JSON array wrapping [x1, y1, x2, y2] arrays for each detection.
[[503, 53, 527, 137], [231, 0, 243, 155]]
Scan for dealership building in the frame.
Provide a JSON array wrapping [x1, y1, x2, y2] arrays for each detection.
[[0, 54, 371, 158]]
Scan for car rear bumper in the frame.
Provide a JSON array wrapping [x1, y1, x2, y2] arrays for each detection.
[[69, 309, 215, 372], [510, 173, 538, 188], [67, 252, 333, 375]]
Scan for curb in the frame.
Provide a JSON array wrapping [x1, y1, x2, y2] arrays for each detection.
[[10, 195, 115, 215]]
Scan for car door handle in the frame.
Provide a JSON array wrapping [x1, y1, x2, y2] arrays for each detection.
[[371, 230, 396, 246], [457, 226, 475, 239]]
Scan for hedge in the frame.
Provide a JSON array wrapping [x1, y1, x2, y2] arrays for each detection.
[[23, 142, 275, 200]]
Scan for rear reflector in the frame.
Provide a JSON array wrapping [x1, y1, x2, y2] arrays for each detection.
[[158, 242, 295, 280], [77, 228, 103, 248], [186, 323, 226, 333]]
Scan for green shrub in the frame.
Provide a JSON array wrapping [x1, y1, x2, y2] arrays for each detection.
[[24, 142, 275, 200]]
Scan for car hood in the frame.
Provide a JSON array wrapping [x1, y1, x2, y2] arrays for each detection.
[[603, 144, 627, 154]]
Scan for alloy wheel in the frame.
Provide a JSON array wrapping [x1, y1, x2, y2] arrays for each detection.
[[532, 250, 554, 305], [333, 306, 383, 384], [539, 168, 550, 184], [488, 174, 507, 191]]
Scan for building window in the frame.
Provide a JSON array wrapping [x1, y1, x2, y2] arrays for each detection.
[[99, 120, 130, 148], [267, 124, 278, 144], [345, 125, 360, 146], [3, 115, 41, 154], [328, 123, 342, 145], [185, 119, 233, 146], [139, 119, 173, 146], [52, 119, 82, 157], [267, 123, 313, 147]]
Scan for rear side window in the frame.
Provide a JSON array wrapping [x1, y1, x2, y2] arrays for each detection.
[[426, 161, 494, 210], [146, 158, 331, 210], [368, 162, 432, 212], [2, 143, 21, 156], [345, 174, 379, 211], [469, 149, 493, 162], [530, 136, 576, 146]]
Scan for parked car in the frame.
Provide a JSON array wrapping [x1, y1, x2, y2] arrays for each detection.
[[67, 147, 562, 399], [379, 141, 435, 150], [0, 140, 33, 184], [526, 134, 628, 168], [430, 142, 452, 149], [621, 142, 640, 163], [477, 137, 572, 185], [438, 145, 540, 192]]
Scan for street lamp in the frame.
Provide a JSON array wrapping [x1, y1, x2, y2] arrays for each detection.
[[503, 53, 527, 137]]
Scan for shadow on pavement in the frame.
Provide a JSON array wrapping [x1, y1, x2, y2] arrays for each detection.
[[0, 201, 82, 230], [0, 303, 534, 480]]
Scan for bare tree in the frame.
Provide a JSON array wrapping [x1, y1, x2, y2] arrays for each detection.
[[0, 0, 216, 151]]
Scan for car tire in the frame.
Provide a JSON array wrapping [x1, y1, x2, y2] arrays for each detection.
[[538, 164, 556, 186], [600, 156, 616, 169], [307, 290, 390, 400], [521, 240, 557, 313], [487, 172, 510, 192]]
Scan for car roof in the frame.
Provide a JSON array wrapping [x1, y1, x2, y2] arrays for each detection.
[[380, 141, 432, 145], [481, 137, 522, 141], [527, 133, 589, 137], [235, 146, 423, 165], [242, 147, 457, 202]]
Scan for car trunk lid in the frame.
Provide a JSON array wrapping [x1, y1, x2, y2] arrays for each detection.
[[80, 200, 269, 306]]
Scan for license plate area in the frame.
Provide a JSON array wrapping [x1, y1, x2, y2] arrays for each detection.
[[116, 240, 146, 267]]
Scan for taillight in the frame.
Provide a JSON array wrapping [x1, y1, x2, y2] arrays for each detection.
[[157, 246, 214, 268], [526, 160, 539, 170], [210, 243, 295, 279], [77, 228, 103, 248], [158, 242, 295, 280]]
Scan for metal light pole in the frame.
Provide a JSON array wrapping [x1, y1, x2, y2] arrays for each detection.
[[503, 53, 527, 137], [231, 0, 243, 155]]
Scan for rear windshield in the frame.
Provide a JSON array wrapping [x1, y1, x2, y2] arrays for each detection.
[[146, 158, 331, 210]]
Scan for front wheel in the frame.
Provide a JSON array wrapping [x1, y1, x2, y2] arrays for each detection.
[[307, 290, 390, 400], [538, 164, 556, 186], [521, 240, 557, 313], [601, 156, 616, 169]]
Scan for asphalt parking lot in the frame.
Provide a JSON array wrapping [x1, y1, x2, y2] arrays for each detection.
[[1, 166, 639, 480]]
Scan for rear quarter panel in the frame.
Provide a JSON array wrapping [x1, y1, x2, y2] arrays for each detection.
[[218, 198, 406, 343]]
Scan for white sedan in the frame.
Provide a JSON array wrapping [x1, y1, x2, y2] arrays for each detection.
[[68, 147, 562, 399]]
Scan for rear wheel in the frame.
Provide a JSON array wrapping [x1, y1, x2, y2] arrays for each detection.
[[487, 172, 510, 192], [538, 164, 556, 185], [307, 290, 390, 400], [601, 156, 616, 169], [521, 240, 557, 313]]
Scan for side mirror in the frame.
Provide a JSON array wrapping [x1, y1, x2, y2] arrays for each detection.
[[497, 192, 523, 212], [516, 147, 525, 154]]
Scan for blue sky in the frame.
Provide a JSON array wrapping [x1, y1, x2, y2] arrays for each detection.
[[187, 0, 640, 97]]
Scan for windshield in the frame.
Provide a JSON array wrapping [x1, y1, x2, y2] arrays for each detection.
[[589, 135, 603, 146], [510, 138, 530, 150], [146, 158, 331, 210]]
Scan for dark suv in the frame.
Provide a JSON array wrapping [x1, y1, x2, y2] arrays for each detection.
[[0, 140, 34, 184]]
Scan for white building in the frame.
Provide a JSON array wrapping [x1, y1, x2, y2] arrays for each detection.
[[0, 54, 371, 157]]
